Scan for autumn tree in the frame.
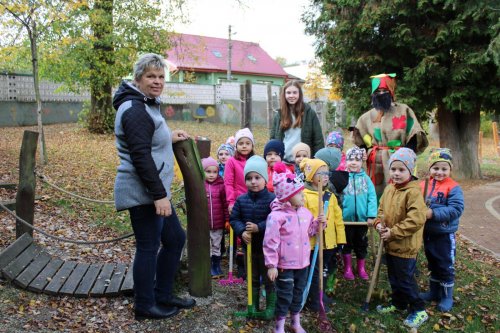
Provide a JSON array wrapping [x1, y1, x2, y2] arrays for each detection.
[[303, 0, 500, 179]]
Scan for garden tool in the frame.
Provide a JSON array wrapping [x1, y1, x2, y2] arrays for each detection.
[[219, 227, 244, 285], [362, 217, 385, 311]]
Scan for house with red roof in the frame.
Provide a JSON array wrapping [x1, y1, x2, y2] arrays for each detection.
[[166, 33, 288, 85]]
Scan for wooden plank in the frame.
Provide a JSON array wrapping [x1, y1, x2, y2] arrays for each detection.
[[59, 263, 90, 296], [2, 243, 41, 281], [74, 263, 102, 298], [0, 233, 33, 271], [120, 264, 134, 295], [15, 251, 51, 289], [0, 182, 17, 189], [28, 258, 64, 292], [44, 261, 77, 295], [0, 199, 16, 212], [90, 263, 115, 297], [105, 263, 127, 296]]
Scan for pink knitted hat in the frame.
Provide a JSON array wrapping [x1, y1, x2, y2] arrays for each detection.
[[201, 157, 219, 170], [273, 162, 304, 202], [235, 128, 255, 145]]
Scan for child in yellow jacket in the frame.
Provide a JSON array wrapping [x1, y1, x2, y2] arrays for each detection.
[[300, 158, 346, 312]]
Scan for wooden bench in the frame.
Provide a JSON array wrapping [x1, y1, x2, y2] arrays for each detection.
[[0, 233, 133, 297]]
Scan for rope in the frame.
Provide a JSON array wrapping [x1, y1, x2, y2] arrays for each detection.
[[36, 171, 185, 205], [0, 202, 134, 245]]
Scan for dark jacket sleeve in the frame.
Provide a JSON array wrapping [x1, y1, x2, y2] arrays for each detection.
[[230, 199, 246, 237], [121, 102, 166, 200], [310, 108, 325, 155], [270, 112, 280, 140], [431, 186, 464, 229]]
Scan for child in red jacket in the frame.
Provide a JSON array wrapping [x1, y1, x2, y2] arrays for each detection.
[[202, 157, 229, 278]]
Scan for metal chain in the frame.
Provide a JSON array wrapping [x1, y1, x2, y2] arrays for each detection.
[[0, 202, 134, 245]]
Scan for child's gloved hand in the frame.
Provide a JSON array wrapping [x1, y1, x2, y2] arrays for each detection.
[[267, 268, 278, 282]]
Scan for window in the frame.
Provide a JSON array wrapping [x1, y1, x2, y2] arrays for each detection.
[[212, 50, 222, 58], [247, 54, 257, 62]]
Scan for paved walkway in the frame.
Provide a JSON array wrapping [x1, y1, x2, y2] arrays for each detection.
[[459, 181, 500, 258]]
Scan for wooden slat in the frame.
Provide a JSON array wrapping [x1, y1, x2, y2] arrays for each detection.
[[0, 182, 17, 189], [105, 263, 127, 296], [59, 263, 90, 296], [0, 233, 33, 271], [14, 251, 51, 288], [2, 243, 41, 281], [90, 263, 115, 297], [44, 261, 77, 295], [0, 199, 16, 212], [28, 258, 64, 292], [74, 263, 103, 298], [120, 264, 134, 295]]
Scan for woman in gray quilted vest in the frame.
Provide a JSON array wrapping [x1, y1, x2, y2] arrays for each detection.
[[113, 53, 195, 320]]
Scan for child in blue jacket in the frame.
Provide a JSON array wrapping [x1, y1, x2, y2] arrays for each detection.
[[341, 146, 377, 281], [419, 148, 464, 312]]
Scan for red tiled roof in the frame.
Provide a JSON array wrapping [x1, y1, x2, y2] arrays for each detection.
[[166, 33, 288, 78]]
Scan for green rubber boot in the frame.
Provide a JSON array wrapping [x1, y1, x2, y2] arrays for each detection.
[[253, 290, 276, 320], [325, 274, 337, 296], [252, 288, 261, 312]]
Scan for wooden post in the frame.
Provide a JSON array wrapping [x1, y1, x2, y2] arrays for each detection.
[[195, 136, 211, 159], [479, 131, 483, 160], [173, 138, 212, 297], [240, 84, 245, 128], [15, 130, 39, 239], [493, 122, 500, 156], [266, 83, 273, 130], [243, 80, 252, 130]]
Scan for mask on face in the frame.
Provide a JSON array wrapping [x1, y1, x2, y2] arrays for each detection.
[[372, 91, 392, 112]]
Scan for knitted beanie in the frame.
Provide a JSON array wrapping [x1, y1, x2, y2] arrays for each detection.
[[326, 131, 344, 150], [292, 142, 311, 159], [226, 136, 236, 146], [235, 128, 254, 145], [314, 147, 341, 172], [388, 148, 417, 175], [300, 158, 327, 182], [264, 139, 285, 159], [201, 157, 219, 170], [244, 155, 268, 182], [273, 162, 304, 202], [428, 148, 453, 169], [346, 146, 364, 161], [217, 143, 235, 157]]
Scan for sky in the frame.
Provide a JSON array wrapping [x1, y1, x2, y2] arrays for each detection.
[[172, 0, 317, 65]]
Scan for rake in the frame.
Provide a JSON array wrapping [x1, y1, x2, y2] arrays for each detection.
[[219, 227, 244, 286]]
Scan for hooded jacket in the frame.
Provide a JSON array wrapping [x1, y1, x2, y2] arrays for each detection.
[[376, 180, 426, 258], [263, 199, 318, 269], [205, 176, 229, 230], [113, 81, 173, 211], [342, 170, 378, 222], [420, 177, 464, 235], [303, 186, 346, 249], [224, 155, 250, 207]]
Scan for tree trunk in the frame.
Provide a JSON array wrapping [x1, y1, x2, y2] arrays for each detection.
[[88, 0, 115, 134], [29, 20, 47, 165], [437, 103, 481, 179]]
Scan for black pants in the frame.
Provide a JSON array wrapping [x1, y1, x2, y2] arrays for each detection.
[[386, 254, 424, 312], [342, 225, 368, 259], [306, 249, 335, 311], [275, 268, 308, 317], [244, 247, 274, 293]]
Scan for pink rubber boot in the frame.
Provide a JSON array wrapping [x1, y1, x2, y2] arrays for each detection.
[[357, 258, 369, 280], [274, 316, 286, 333], [342, 254, 355, 280], [291, 312, 306, 333]]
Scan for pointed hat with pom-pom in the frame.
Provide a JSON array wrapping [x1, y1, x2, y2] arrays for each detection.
[[273, 162, 304, 202]]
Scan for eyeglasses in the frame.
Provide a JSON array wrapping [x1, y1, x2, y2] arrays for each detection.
[[315, 171, 330, 177]]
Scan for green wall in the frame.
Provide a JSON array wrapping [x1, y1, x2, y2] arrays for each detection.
[[170, 71, 285, 86]]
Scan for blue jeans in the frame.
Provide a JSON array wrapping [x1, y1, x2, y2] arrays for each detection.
[[386, 254, 424, 312], [129, 204, 186, 311], [275, 268, 308, 317]]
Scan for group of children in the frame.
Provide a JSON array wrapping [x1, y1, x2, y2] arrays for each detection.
[[200, 128, 464, 331]]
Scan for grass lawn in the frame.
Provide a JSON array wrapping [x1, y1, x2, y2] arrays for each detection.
[[0, 122, 499, 332]]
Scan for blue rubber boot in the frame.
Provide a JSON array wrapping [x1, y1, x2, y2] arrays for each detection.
[[214, 255, 223, 276], [437, 283, 454, 312], [210, 255, 218, 278], [419, 279, 441, 302]]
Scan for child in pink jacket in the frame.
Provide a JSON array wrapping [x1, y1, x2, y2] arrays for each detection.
[[264, 162, 324, 333]]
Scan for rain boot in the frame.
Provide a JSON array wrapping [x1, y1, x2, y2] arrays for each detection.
[[357, 258, 369, 280], [342, 254, 355, 280], [262, 290, 277, 320], [215, 255, 223, 276], [274, 316, 286, 333], [236, 254, 246, 280], [419, 279, 441, 302], [437, 283, 454, 312], [291, 312, 306, 333], [325, 274, 337, 295], [210, 255, 218, 278]]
